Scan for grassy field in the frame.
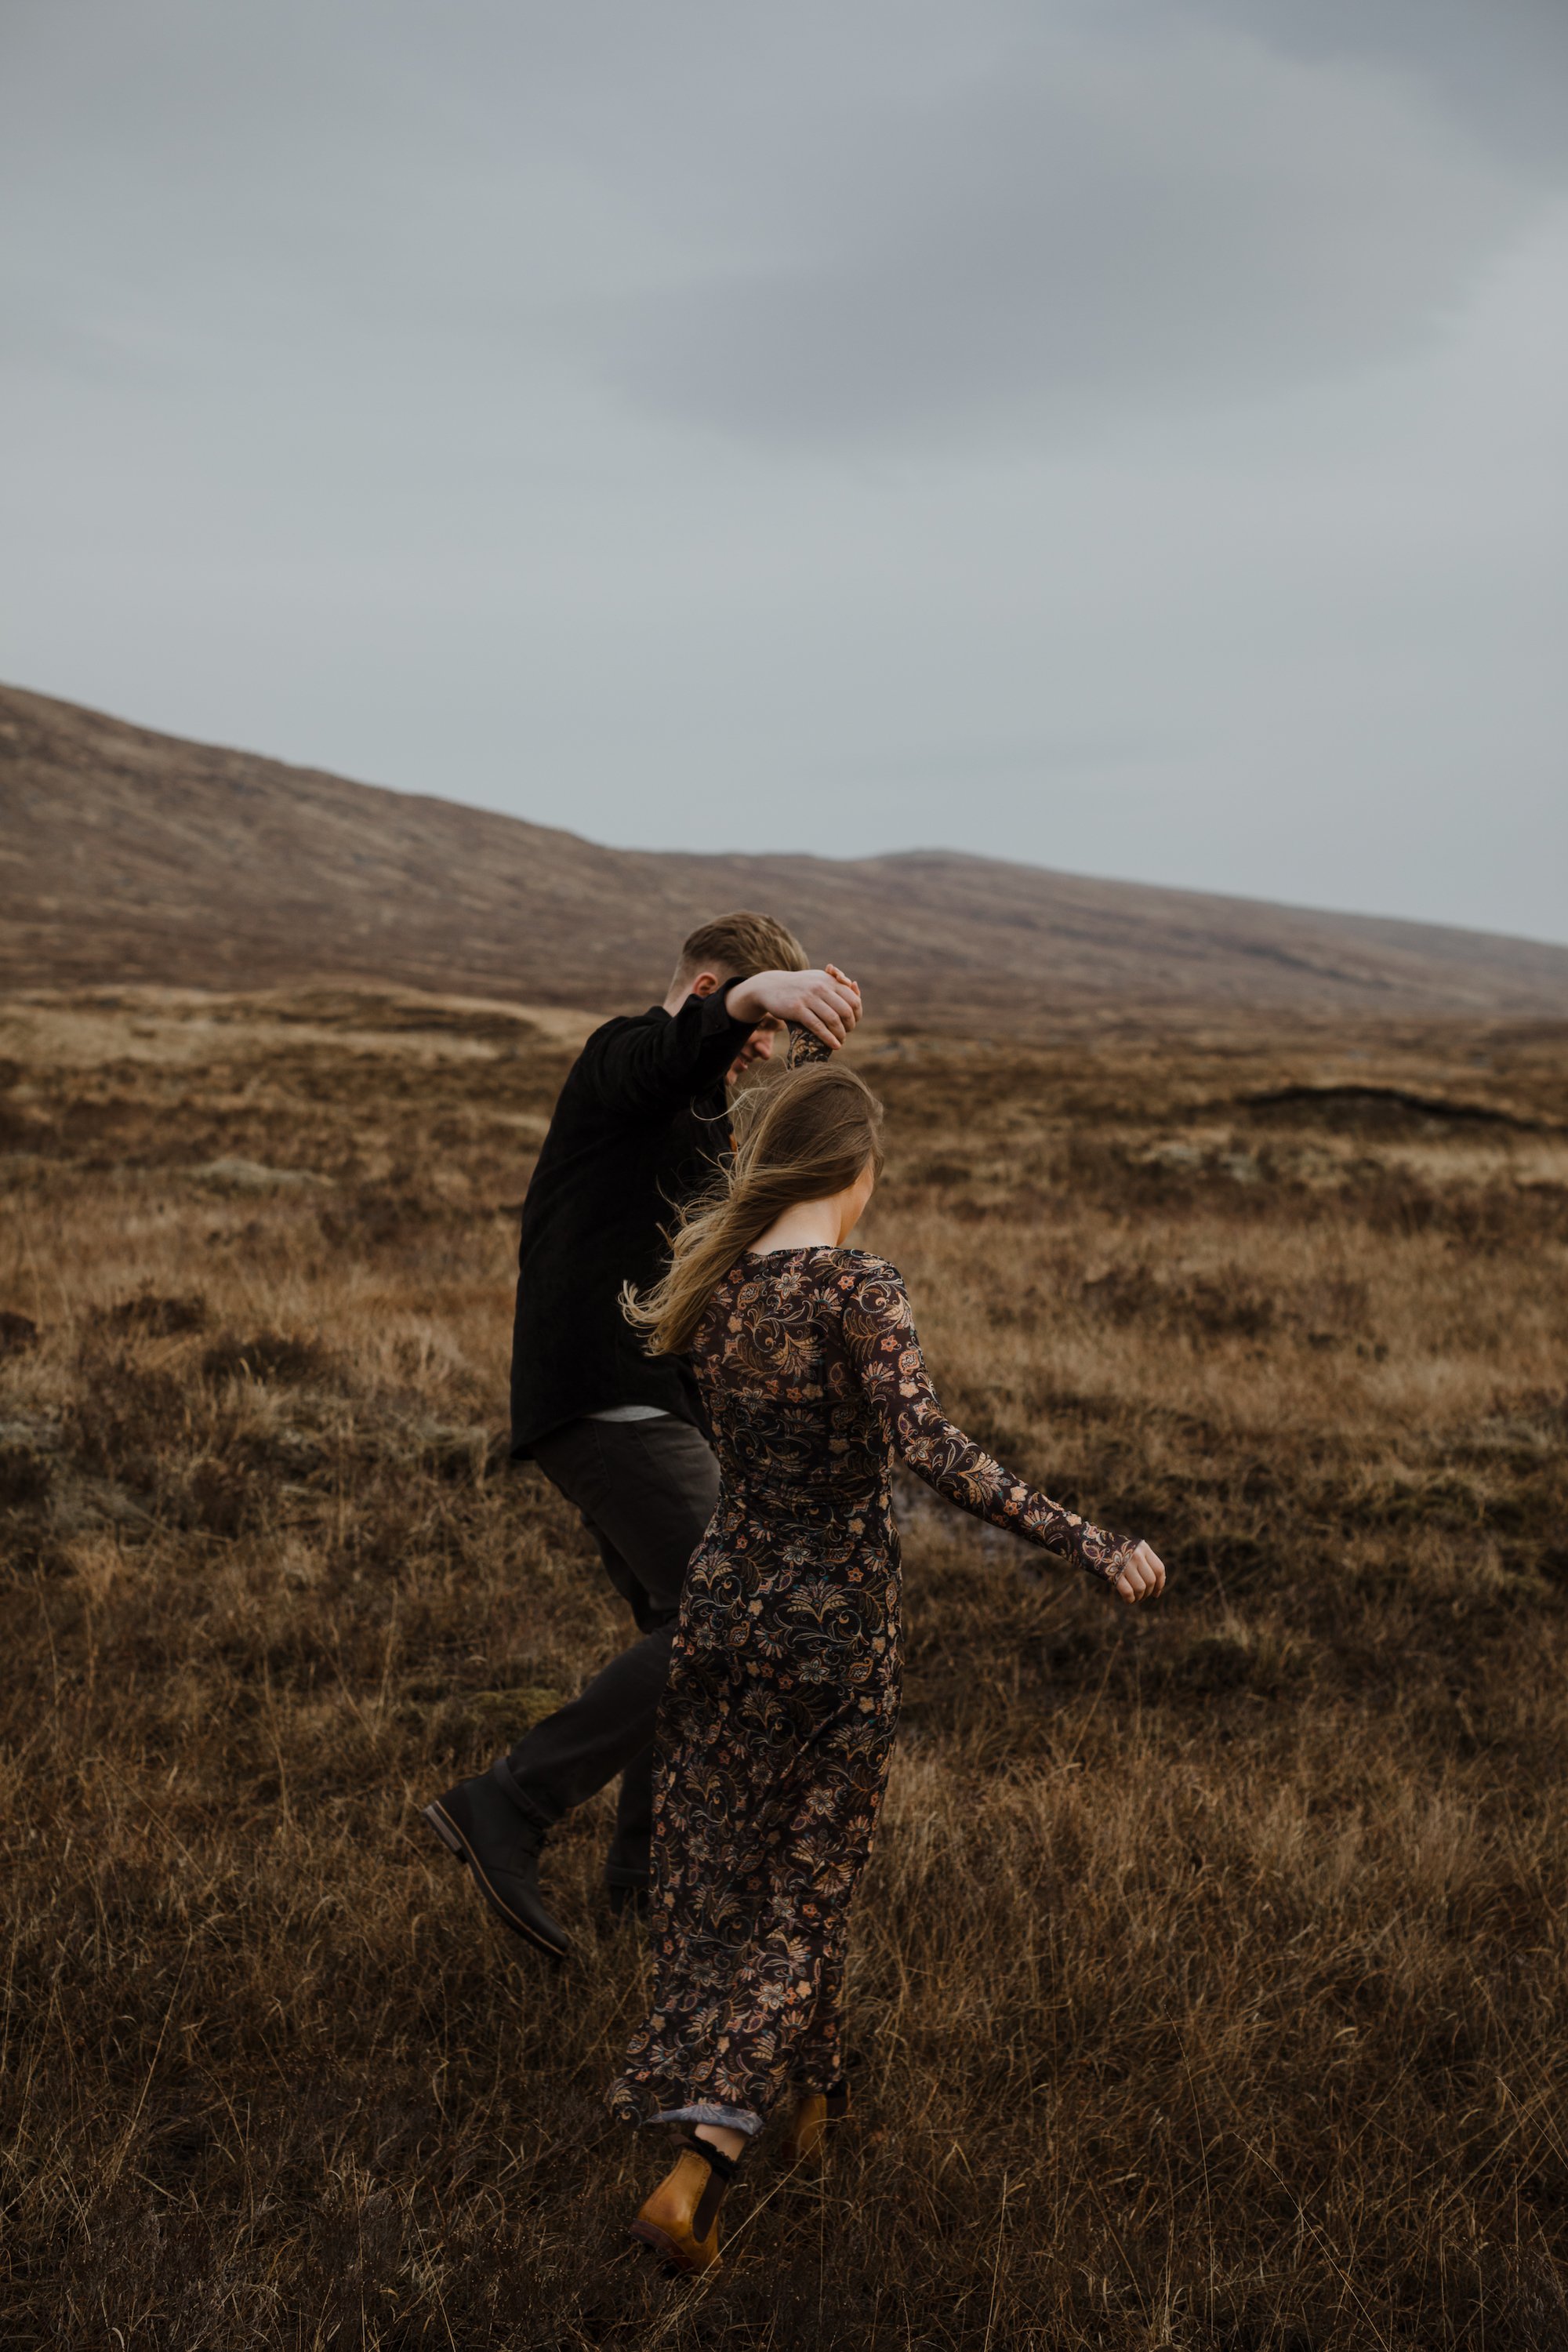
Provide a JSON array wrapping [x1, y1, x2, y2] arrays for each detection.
[[2, 985, 1566, 2350]]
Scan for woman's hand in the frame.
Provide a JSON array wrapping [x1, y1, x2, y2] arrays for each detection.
[[1113, 1541, 1166, 1604]]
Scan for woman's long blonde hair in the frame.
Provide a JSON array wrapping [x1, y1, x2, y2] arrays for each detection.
[[623, 1061, 884, 1357]]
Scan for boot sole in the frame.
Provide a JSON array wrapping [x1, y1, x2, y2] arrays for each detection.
[[629, 2219, 717, 2274], [420, 1801, 571, 1962]]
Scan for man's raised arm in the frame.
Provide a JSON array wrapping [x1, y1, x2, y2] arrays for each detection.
[[581, 982, 753, 1119]]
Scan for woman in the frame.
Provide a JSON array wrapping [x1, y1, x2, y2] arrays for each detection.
[[610, 1054, 1165, 2272]]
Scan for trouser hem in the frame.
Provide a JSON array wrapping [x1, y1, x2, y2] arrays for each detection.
[[490, 1754, 559, 1835]]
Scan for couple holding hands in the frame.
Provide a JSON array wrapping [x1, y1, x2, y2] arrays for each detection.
[[423, 911, 1165, 2273]]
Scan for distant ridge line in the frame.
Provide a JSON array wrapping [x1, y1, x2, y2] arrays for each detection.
[[4, 681, 1566, 1023]]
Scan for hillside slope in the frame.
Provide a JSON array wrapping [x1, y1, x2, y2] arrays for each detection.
[[5, 681, 1566, 1021]]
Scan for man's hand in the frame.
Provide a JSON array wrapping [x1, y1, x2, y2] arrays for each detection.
[[1113, 1541, 1166, 1605], [727, 965, 862, 1051]]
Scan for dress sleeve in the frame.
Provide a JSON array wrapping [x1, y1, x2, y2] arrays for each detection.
[[840, 1264, 1138, 1584], [786, 1023, 834, 1068]]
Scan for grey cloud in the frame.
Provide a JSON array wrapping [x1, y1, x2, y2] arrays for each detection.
[[1182, 0, 1568, 172], [5, 2, 1551, 452], [0, 0, 1563, 948], [590, 16, 1539, 444]]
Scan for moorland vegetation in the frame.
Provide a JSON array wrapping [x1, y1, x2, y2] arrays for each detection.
[[2, 985, 1566, 2349]]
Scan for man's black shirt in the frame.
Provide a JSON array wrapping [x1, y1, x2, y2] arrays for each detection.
[[509, 982, 753, 1455]]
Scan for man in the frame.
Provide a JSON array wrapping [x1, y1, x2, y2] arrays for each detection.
[[423, 913, 862, 1958]]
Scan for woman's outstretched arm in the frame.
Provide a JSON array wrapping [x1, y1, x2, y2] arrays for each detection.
[[842, 1262, 1158, 1594]]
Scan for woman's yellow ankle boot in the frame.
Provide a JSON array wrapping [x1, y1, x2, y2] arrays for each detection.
[[781, 2079, 850, 2164], [630, 2136, 738, 2273]]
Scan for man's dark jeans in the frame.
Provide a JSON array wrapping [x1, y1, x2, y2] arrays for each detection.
[[495, 1415, 719, 1891]]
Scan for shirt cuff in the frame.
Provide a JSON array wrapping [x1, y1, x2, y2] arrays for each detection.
[[701, 975, 753, 1038]]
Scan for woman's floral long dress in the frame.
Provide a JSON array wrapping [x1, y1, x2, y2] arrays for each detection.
[[608, 1246, 1139, 2131]]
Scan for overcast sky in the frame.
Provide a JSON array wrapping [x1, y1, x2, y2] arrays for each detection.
[[3, 0, 1565, 942]]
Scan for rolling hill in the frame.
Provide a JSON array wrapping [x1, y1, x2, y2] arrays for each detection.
[[4, 681, 1566, 1024]]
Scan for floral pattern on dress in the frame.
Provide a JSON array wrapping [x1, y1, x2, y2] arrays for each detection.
[[608, 1244, 1139, 2129]]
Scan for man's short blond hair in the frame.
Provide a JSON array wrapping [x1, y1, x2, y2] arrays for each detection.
[[674, 911, 808, 984]]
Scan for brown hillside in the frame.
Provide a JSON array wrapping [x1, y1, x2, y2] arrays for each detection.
[[5, 680, 1566, 1022]]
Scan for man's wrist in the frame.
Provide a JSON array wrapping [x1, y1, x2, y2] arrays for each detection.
[[723, 973, 766, 1026]]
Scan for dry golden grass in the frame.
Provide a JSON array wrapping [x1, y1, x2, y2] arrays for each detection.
[[3, 985, 1567, 2350]]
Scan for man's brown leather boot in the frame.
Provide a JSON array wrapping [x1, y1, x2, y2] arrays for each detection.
[[420, 1771, 571, 1960]]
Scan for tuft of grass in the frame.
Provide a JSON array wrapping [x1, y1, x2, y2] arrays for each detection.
[[2, 986, 1567, 2348]]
